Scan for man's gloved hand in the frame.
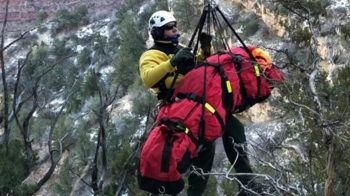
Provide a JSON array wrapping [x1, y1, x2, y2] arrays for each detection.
[[170, 47, 195, 74], [199, 32, 213, 48]]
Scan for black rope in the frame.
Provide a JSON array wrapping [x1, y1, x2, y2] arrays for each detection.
[[198, 60, 208, 145], [197, 3, 210, 146], [211, 8, 230, 50], [215, 7, 254, 59], [186, 1, 265, 145], [189, 7, 208, 54], [163, 5, 210, 104], [214, 6, 262, 98], [203, 4, 212, 58]]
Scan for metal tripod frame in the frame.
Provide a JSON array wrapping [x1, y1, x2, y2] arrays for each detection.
[[188, 0, 259, 62]]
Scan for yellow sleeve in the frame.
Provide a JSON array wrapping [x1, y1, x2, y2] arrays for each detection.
[[197, 46, 215, 62], [139, 50, 176, 88]]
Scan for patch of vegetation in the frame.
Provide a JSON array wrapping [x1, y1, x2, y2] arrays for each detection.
[[273, 0, 331, 18], [51, 5, 89, 35], [52, 159, 73, 195], [290, 26, 312, 47], [240, 18, 260, 37], [37, 11, 48, 24], [0, 140, 35, 195], [77, 48, 92, 69], [339, 21, 350, 39]]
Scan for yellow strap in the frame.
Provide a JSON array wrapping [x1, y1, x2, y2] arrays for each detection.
[[226, 81, 232, 93], [175, 124, 190, 134], [205, 103, 216, 114], [254, 64, 261, 76]]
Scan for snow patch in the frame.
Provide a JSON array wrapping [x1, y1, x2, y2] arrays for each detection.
[[330, 0, 350, 8]]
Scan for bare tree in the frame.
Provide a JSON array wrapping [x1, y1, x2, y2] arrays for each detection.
[[90, 69, 120, 195], [1, 0, 77, 194], [35, 81, 77, 192]]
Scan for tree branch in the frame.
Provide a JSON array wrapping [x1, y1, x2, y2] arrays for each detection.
[[34, 80, 77, 192], [0, 0, 10, 147]]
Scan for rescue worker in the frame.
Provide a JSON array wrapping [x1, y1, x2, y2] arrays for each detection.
[[139, 10, 215, 196], [139, 10, 211, 102], [139, 10, 269, 196]]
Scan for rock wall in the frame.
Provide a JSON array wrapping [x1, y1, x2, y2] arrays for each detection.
[[0, 0, 122, 32]]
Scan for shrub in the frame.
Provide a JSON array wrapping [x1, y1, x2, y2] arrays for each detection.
[[339, 22, 350, 39], [0, 140, 32, 195], [290, 26, 312, 47], [37, 11, 48, 24]]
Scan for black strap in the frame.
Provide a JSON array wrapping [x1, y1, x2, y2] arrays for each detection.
[[158, 117, 198, 146], [158, 117, 198, 172], [155, 73, 175, 100], [176, 92, 225, 132], [230, 54, 249, 111], [215, 65, 234, 112], [208, 51, 263, 113], [161, 135, 173, 172], [151, 73, 169, 90], [197, 58, 234, 113], [188, 6, 208, 55]]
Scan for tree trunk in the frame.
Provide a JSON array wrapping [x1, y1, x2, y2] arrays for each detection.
[[22, 128, 34, 175], [324, 140, 335, 196]]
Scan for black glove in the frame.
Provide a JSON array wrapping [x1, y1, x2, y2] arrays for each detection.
[[170, 47, 195, 74], [199, 32, 213, 48]]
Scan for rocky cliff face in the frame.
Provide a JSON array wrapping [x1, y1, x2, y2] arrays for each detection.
[[0, 0, 122, 32]]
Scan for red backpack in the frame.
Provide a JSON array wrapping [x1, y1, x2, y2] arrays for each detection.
[[138, 47, 284, 195]]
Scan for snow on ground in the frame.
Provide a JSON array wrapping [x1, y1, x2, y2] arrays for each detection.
[[330, 0, 350, 9], [77, 18, 111, 39]]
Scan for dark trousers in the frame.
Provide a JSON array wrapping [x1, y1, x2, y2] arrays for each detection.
[[222, 114, 254, 186], [180, 115, 253, 196], [187, 115, 254, 196], [187, 141, 216, 196]]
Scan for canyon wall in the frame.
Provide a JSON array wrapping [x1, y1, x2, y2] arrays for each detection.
[[0, 0, 122, 32]]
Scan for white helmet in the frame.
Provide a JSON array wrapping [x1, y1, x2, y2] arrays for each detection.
[[149, 10, 176, 30]]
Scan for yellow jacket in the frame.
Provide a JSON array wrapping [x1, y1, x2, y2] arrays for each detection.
[[139, 40, 214, 100]]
